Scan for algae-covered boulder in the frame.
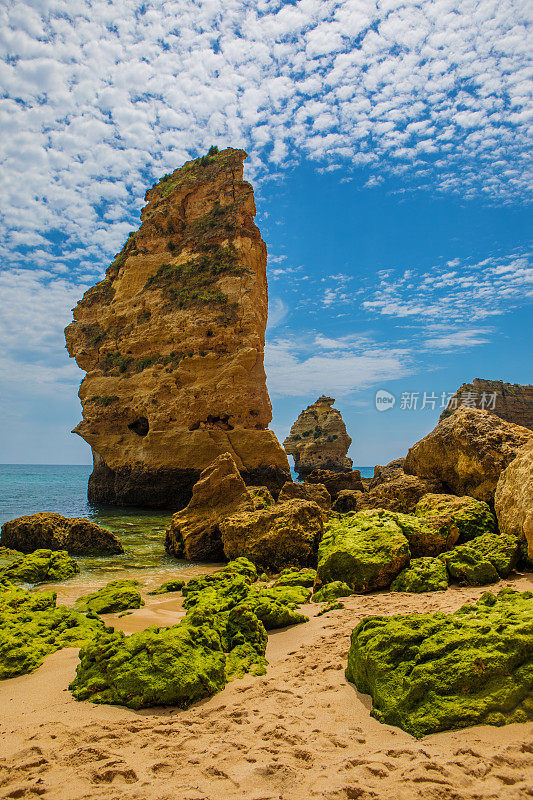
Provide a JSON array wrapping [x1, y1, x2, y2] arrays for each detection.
[[70, 621, 227, 709], [346, 588, 533, 737], [415, 493, 497, 544], [255, 584, 311, 606], [316, 511, 410, 592], [274, 567, 317, 588], [383, 511, 453, 558], [313, 580, 352, 603], [0, 583, 105, 679], [220, 499, 324, 570], [1, 512, 123, 555], [391, 557, 449, 593], [73, 580, 144, 614], [0, 549, 79, 584], [148, 577, 186, 595], [247, 594, 309, 630], [441, 531, 520, 586], [277, 481, 331, 510]]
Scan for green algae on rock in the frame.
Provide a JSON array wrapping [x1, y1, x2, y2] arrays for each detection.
[[441, 531, 520, 586], [148, 577, 186, 595], [0, 549, 79, 585], [1, 512, 124, 556], [0, 583, 106, 680], [415, 493, 497, 544], [73, 580, 144, 614], [313, 580, 353, 603], [391, 557, 449, 593], [274, 568, 317, 588], [345, 588, 533, 738], [316, 510, 410, 592]]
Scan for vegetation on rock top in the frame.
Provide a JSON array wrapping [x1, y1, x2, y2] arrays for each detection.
[[73, 580, 144, 615], [0, 549, 79, 585]]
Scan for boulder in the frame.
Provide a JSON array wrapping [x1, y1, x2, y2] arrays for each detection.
[[369, 509, 457, 558], [283, 395, 352, 478], [415, 493, 497, 543], [73, 580, 144, 614], [369, 458, 405, 488], [345, 588, 533, 737], [495, 439, 533, 561], [315, 510, 410, 592], [0, 549, 79, 584], [274, 568, 317, 588], [148, 577, 186, 595], [313, 580, 352, 603], [391, 557, 449, 593], [331, 490, 362, 513], [247, 486, 275, 508], [441, 531, 520, 585], [305, 469, 364, 500], [0, 512, 123, 556], [356, 473, 445, 514], [165, 453, 255, 560], [220, 499, 324, 571], [404, 406, 533, 503], [277, 481, 331, 510]]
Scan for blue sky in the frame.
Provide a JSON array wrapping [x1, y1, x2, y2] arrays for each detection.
[[0, 0, 531, 466]]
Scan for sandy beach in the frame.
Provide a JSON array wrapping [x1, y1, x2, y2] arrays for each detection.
[[1, 573, 532, 800]]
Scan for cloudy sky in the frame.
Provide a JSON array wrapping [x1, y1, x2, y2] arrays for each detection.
[[0, 0, 531, 465]]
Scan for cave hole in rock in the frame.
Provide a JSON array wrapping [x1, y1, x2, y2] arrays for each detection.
[[128, 417, 149, 436]]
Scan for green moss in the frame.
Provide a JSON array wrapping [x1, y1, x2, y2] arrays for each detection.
[[148, 577, 186, 595], [391, 557, 449, 593], [155, 147, 230, 197], [81, 324, 106, 347], [0, 583, 106, 680], [415, 494, 497, 544], [441, 531, 520, 585], [247, 595, 308, 630], [254, 585, 311, 606], [316, 511, 410, 592], [345, 588, 533, 737], [274, 568, 317, 588], [317, 601, 344, 615], [313, 581, 352, 603], [73, 580, 144, 614], [0, 549, 79, 584]]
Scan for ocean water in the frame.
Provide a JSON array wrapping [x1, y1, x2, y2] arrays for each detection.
[[0, 463, 374, 594]]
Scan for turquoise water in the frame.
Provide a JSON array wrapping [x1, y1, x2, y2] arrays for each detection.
[[0, 464, 375, 592]]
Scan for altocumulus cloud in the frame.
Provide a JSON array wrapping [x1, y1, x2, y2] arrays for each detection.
[[1, 0, 532, 278]]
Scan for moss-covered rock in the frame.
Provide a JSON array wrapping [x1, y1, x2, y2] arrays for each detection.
[[148, 577, 186, 595], [73, 580, 144, 614], [254, 584, 311, 606], [313, 580, 352, 603], [69, 621, 227, 709], [391, 557, 449, 593], [384, 511, 452, 558], [1, 512, 123, 555], [316, 511, 410, 592], [441, 531, 520, 585], [0, 583, 105, 679], [415, 493, 497, 544], [345, 588, 533, 737], [274, 567, 317, 588], [0, 549, 79, 584], [247, 595, 308, 630]]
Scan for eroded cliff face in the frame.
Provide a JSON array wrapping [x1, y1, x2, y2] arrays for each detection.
[[283, 396, 352, 478], [440, 379, 533, 430], [65, 147, 290, 508]]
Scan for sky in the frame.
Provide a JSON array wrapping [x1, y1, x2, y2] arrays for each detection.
[[0, 0, 532, 466]]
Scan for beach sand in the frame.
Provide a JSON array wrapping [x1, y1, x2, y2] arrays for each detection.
[[1, 573, 532, 800]]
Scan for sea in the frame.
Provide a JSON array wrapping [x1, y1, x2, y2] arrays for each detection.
[[0, 463, 374, 595]]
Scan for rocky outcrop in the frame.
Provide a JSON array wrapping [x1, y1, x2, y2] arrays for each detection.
[[0, 513, 123, 556], [277, 481, 331, 510], [391, 557, 449, 593], [0, 549, 79, 584], [220, 499, 324, 571], [305, 469, 363, 500], [283, 396, 352, 478], [165, 453, 256, 561], [345, 589, 533, 737], [495, 439, 533, 560], [404, 407, 533, 503], [73, 580, 144, 614], [414, 494, 497, 544], [357, 472, 445, 514], [440, 532, 520, 585], [440, 379, 533, 430], [65, 147, 290, 509]]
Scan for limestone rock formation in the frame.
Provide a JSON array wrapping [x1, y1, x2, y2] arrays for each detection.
[[391, 557, 449, 593], [277, 481, 331, 510], [404, 407, 533, 503], [165, 453, 256, 561], [65, 147, 290, 508], [283, 396, 352, 478], [357, 471, 445, 514], [440, 378, 533, 430], [0, 513, 123, 556], [495, 439, 533, 560], [305, 469, 364, 500]]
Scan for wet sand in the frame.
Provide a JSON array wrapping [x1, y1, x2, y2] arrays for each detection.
[[1, 573, 532, 800]]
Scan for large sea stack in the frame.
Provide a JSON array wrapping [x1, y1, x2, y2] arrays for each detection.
[[65, 147, 290, 508], [284, 396, 352, 478]]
